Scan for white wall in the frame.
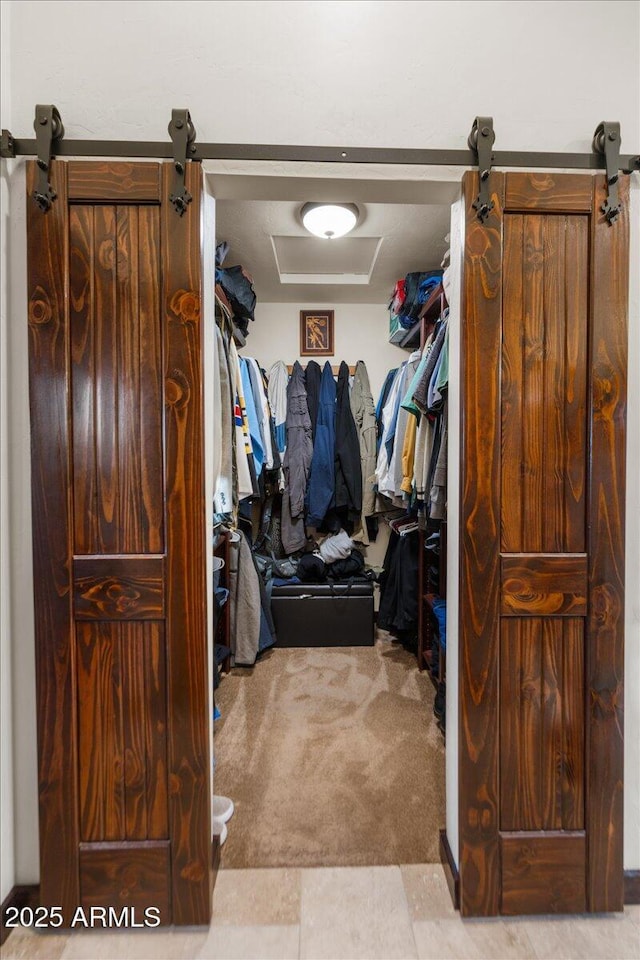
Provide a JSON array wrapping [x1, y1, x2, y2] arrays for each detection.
[[2, 0, 638, 885]]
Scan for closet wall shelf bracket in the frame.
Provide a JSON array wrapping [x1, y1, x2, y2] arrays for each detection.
[[168, 107, 196, 216], [32, 104, 64, 212], [468, 116, 495, 223]]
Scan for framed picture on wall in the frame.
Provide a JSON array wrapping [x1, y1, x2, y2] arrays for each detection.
[[300, 310, 335, 356]]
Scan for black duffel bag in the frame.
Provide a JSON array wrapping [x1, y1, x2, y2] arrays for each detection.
[[297, 552, 327, 583], [327, 549, 365, 581]]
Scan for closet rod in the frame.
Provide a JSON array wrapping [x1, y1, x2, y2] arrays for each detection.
[[2, 133, 639, 170]]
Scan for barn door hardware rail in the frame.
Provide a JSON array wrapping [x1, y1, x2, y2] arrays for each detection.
[[2, 108, 638, 201], [168, 108, 197, 216], [33, 104, 64, 211], [592, 121, 623, 223], [468, 116, 495, 222]]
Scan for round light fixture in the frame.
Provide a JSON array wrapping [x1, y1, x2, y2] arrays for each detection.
[[301, 202, 359, 240]]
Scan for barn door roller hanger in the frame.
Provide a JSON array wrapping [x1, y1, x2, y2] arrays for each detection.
[[3, 106, 637, 221], [467, 117, 635, 225], [33, 104, 64, 212], [592, 121, 623, 223]]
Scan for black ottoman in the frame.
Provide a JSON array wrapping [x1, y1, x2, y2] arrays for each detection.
[[271, 581, 375, 648]]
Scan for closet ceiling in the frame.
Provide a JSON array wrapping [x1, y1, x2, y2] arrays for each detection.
[[215, 200, 452, 303]]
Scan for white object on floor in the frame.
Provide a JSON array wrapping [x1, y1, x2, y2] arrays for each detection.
[[212, 817, 228, 845], [212, 795, 235, 822]]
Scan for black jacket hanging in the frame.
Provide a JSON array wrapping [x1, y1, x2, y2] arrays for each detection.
[[334, 361, 362, 520], [305, 360, 322, 442]]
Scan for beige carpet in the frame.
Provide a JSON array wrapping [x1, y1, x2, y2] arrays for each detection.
[[213, 633, 445, 869]]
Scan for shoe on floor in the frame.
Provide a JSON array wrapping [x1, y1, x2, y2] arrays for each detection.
[[212, 795, 234, 823]]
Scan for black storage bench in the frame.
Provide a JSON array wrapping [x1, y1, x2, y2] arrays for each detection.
[[271, 581, 374, 648]]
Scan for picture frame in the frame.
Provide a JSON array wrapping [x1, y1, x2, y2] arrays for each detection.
[[300, 310, 335, 357]]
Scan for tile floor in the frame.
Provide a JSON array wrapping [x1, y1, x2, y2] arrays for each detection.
[[2, 865, 638, 960]]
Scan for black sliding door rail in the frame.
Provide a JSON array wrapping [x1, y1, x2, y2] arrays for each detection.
[[3, 134, 639, 171]]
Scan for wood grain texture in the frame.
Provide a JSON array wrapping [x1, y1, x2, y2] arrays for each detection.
[[68, 162, 161, 202], [501, 213, 588, 554], [500, 214, 524, 551], [30, 159, 212, 926], [459, 170, 505, 917], [26, 159, 80, 922], [505, 173, 593, 212], [500, 618, 585, 831], [77, 622, 168, 842], [79, 841, 170, 921], [460, 172, 625, 917], [500, 833, 586, 914], [501, 554, 587, 616], [586, 175, 628, 913], [162, 162, 212, 925], [73, 556, 165, 619], [70, 202, 164, 556]]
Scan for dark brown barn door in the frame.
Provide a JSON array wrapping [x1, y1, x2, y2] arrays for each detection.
[[27, 160, 211, 926], [459, 172, 628, 916]]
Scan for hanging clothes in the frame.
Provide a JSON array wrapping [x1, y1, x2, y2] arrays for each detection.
[[430, 403, 448, 520], [376, 363, 409, 500], [229, 339, 256, 500], [401, 412, 418, 495], [334, 360, 362, 524], [375, 366, 402, 498], [307, 360, 337, 529], [281, 361, 313, 553], [228, 533, 261, 666], [376, 368, 398, 448], [392, 350, 422, 497], [349, 360, 377, 544], [268, 360, 288, 456], [377, 526, 420, 641], [304, 359, 322, 442], [413, 317, 448, 414], [247, 357, 274, 471], [240, 357, 265, 477], [213, 326, 234, 518]]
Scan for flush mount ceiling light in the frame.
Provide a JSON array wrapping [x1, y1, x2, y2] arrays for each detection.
[[301, 202, 359, 240]]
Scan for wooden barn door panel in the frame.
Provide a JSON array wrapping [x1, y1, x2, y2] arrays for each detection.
[[459, 172, 628, 916], [27, 160, 211, 926]]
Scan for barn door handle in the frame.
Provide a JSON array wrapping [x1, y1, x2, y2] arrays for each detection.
[[592, 121, 623, 224], [468, 116, 495, 223], [33, 104, 64, 212], [168, 108, 196, 216]]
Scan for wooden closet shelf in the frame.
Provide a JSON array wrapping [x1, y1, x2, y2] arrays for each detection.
[[418, 282, 447, 321]]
